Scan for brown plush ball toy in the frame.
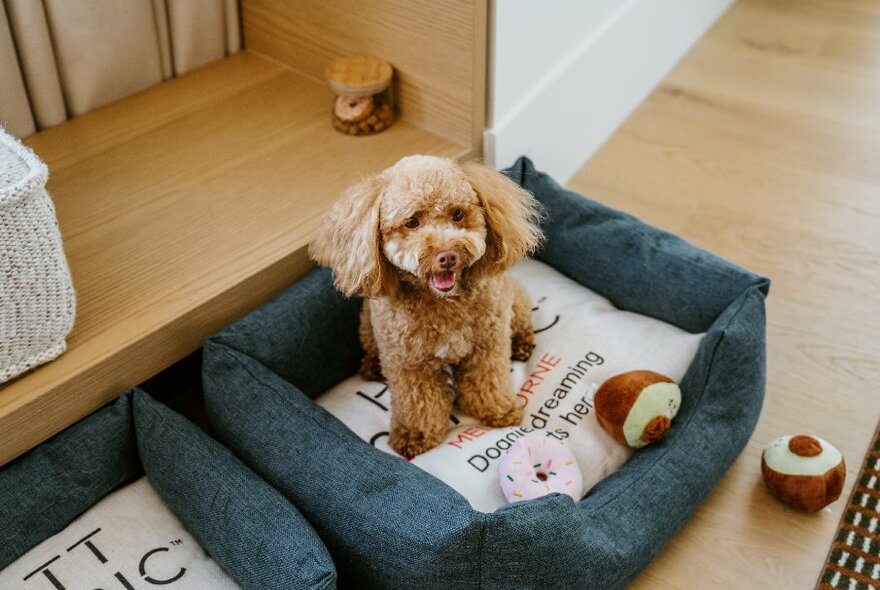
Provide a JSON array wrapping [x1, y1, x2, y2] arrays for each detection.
[[594, 370, 681, 448], [761, 434, 846, 512]]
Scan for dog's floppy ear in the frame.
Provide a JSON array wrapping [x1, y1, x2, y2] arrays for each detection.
[[309, 176, 395, 298], [462, 162, 542, 273]]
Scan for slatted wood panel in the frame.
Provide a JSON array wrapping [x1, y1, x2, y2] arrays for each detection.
[[241, 0, 486, 152], [0, 52, 468, 467], [567, 0, 880, 587]]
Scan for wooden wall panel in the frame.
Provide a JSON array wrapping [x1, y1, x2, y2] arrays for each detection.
[[241, 0, 486, 152]]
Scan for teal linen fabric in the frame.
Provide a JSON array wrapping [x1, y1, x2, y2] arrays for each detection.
[[202, 156, 770, 589], [132, 390, 337, 590], [0, 392, 141, 569], [0, 390, 337, 590], [204, 341, 484, 588]]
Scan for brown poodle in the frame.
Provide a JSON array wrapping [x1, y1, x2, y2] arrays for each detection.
[[309, 156, 542, 456]]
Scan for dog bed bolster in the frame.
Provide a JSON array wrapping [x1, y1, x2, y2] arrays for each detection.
[[201, 156, 770, 589]]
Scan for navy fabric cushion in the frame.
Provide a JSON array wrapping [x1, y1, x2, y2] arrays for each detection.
[[512, 157, 768, 333], [0, 389, 337, 590], [214, 268, 362, 399], [204, 342, 483, 588], [202, 156, 770, 589], [0, 392, 141, 569], [132, 390, 337, 590]]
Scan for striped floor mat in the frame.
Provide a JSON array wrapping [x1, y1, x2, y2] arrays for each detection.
[[817, 422, 880, 590]]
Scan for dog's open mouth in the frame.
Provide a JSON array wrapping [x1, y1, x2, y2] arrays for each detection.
[[430, 271, 456, 293]]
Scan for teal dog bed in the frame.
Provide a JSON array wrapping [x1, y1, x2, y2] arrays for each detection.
[[0, 390, 336, 590], [202, 157, 770, 589]]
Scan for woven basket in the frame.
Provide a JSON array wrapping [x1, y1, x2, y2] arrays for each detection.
[[0, 127, 75, 384]]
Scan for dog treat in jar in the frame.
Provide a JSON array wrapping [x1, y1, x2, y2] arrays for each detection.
[[324, 55, 394, 136]]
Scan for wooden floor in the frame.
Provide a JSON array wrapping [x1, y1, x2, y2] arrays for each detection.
[[567, 0, 880, 588]]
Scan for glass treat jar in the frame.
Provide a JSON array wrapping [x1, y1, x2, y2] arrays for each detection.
[[324, 55, 394, 136]]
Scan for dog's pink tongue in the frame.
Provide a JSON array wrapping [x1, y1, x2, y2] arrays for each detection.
[[431, 271, 456, 291]]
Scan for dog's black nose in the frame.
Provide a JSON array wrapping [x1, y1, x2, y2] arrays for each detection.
[[436, 250, 457, 269]]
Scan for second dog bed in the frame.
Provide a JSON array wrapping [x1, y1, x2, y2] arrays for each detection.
[[0, 390, 336, 590]]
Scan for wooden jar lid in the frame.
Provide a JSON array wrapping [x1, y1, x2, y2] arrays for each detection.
[[324, 55, 393, 96]]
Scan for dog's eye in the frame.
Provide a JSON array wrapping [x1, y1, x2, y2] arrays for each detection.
[[452, 209, 464, 222], [404, 217, 420, 229]]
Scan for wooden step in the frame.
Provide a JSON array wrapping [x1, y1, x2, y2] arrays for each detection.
[[0, 51, 469, 467]]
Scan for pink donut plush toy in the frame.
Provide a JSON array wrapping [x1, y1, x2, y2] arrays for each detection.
[[499, 432, 584, 503]]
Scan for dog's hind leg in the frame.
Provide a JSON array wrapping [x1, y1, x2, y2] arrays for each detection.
[[510, 278, 535, 362], [359, 301, 385, 381]]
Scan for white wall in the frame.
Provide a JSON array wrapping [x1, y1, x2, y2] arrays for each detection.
[[488, 0, 623, 129], [485, 0, 734, 184]]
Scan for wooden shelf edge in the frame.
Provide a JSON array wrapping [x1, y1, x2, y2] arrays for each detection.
[[0, 248, 315, 467]]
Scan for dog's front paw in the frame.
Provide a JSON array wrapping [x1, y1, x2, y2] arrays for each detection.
[[388, 425, 444, 457], [480, 400, 523, 428], [511, 331, 535, 362]]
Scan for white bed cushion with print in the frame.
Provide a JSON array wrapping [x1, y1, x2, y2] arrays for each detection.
[[0, 477, 239, 590], [316, 258, 705, 512]]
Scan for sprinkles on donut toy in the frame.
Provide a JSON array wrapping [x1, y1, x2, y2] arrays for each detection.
[[499, 432, 584, 503]]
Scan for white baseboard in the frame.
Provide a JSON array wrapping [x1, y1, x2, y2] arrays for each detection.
[[484, 0, 734, 185]]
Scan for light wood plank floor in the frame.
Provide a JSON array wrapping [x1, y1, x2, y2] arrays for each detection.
[[567, 0, 880, 587]]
